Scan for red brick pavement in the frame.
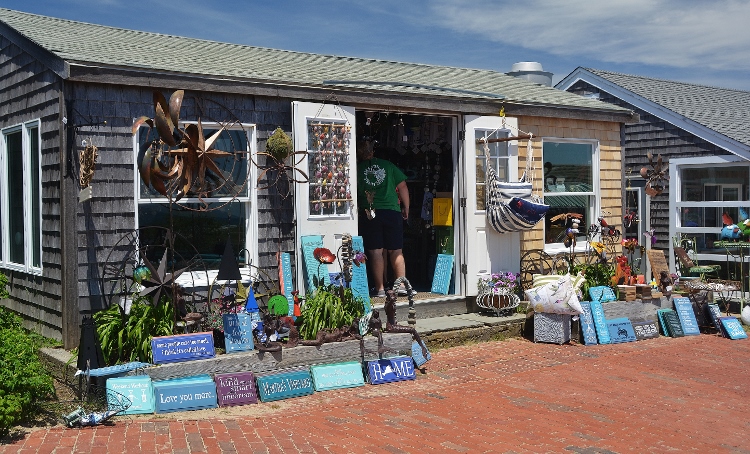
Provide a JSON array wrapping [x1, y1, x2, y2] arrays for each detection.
[[3, 335, 750, 453]]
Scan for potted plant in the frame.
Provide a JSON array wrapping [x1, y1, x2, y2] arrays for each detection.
[[477, 272, 521, 316]]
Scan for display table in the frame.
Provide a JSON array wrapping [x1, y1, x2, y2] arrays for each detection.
[[713, 241, 750, 310], [681, 279, 739, 314]]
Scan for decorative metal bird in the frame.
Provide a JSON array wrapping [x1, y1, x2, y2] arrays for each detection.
[[640, 151, 668, 196]]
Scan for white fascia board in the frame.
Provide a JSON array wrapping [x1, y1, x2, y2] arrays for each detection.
[[556, 68, 750, 160]]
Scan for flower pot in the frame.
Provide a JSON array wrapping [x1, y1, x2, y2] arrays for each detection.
[[476, 289, 520, 317]]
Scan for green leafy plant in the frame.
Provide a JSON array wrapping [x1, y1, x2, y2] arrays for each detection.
[[0, 271, 9, 299], [94, 296, 174, 364], [298, 285, 365, 340], [0, 308, 54, 437], [572, 262, 615, 298]]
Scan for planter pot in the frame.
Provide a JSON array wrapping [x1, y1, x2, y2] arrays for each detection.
[[476, 289, 520, 317]]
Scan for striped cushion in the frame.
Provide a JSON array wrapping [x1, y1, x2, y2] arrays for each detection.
[[532, 273, 586, 290]]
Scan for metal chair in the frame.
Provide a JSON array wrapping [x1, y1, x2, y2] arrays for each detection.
[[672, 236, 721, 279]]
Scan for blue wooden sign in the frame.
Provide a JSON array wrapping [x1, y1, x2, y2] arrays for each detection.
[[153, 374, 218, 413], [662, 310, 685, 337], [106, 376, 155, 414], [310, 361, 365, 391], [588, 301, 611, 344], [431, 254, 454, 295], [657, 309, 670, 336], [280, 252, 295, 316], [632, 320, 660, 340], [719, 317, 748, 340], [706, 303, 724, 334], [301, 235, 329, 291], [351, 236, 371, 312], [673, 297, 700, 336], [89, 362, 151, 378], [151, 332, 215, 364], [256, 368, 314, 402], [214, 372, 258, 407], [606, 318, 637, 343], [367, 356, 416, 385], [579, 302, 598, 345], [222, 313, 254, 353], [411, 341, 431, 367]]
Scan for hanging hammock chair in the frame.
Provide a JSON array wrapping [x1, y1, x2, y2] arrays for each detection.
[[483, 134, 549, 234]]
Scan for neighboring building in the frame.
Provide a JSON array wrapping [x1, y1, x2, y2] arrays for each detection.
[[0, 9, 633, 347], [557, 68, 750, 277]]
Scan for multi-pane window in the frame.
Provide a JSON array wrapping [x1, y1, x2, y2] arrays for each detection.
[[1, 121, 42, 272], [542, 140, 597, 246], [475, 129, 510, 210]]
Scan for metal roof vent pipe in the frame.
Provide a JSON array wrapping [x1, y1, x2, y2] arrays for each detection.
[[507, 62, 553, 87]]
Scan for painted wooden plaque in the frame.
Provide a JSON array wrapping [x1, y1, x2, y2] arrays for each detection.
[[279, 252, 295, 316], [89, 361, 151, 378], [411, 340, 432, 367], [255, 368, 314, 402], [310, 361, 365, 391], [606, 318, 637, 343], [646, 249, 669, 281], [705, 303, 724, 334], [657, 309, 669, 336], [588, 301, 611, 344], [662, 310, 685, 337], [431, 254, 454, 295], [106, 376, 155, 414], [579, 302, 599, 345], [367, 356, 416, 385], [151, 332, 215, 364], [719, 317, 748, 340], [301, 235, 329, 291], [432, 198, 453, 226], [351, 236, 371, 312], [673, 297, 700, 336], [222, 313, 254, 353], [214, 372, 258, 407], [153, 374, 218, 413], [632, 320, 660, 340]]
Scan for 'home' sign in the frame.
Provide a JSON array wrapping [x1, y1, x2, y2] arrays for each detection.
[[151, 332, 215, 364], [367, 357, 416, 385]]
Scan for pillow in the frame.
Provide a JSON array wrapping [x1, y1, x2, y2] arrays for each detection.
[[588, 285, 616, 302], [525, 274, 584, 315], [533, 273, 586, 290], [496, 181, 533, 200]]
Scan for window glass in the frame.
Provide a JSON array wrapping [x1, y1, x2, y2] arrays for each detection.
[[6, 131, 24, 264], [681, 167, 749, 202], [474, 129, 509, 210]]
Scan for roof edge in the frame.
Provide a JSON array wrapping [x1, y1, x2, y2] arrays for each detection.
[[556, 67, 750, 158], [0, 18, 68, 78]]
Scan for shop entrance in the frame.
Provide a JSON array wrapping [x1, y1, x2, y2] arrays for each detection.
[[355, 111, 456, 294]]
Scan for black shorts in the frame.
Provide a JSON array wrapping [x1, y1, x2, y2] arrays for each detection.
[[359, 209, 404, 251]]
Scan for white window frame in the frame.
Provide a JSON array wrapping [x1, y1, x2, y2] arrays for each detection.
[[0, 120, 42, 274], [474, 128, 514, 212], [541, 138, 600, 254], [133, 121, 259, 269]]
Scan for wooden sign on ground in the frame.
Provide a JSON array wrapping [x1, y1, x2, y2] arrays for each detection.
[[647, 249, 670, 281]]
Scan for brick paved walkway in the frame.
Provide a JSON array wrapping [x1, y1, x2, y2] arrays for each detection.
[[3, 335, 750, 453]]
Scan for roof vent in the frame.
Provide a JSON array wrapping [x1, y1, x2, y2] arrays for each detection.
[[507, 62, 553, 87]]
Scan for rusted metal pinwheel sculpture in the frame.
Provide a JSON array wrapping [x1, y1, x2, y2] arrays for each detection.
[[640, 151, 668, 197]]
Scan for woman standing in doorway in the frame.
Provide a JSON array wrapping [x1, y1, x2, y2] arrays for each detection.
[[357, 139, 413, 297]]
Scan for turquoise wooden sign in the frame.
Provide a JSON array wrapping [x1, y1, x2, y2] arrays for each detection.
[[106, 376, 154, 415], [579, 302, 598, 345], [301, 235, 329, 291], [662, 310, 685, 337], [367, 356, 416, 384], [151, 332, 215, 364], [351, 236, 371, 312], [673, 297, 700, 336], [588, 300, 611, 344], [256, 368, 314, 402], [411, 340, 431, 367], [222, 313, 254, 353], [280, 252, 295, 316], [310, 361, 365, 391], [719, 317, 748, 340], [606, 318, 637, 343], [431, 254, 454, 294], [153, 374, 218, 413]]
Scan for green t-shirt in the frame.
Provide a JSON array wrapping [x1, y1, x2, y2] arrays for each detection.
[[357, 158, 407, 212]]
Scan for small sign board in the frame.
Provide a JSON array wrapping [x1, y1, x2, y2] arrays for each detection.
[[673, 297, 700, 336], [106, 376, 154, 414], [279, 252, 295, 316], [705, 303, 724, 334], [351, 236, 371, 312], [151, 332, 215, 364], [432, 198, 453, 226], [412, 341, 432, 367], [367, 356, 417, 385], [255, 368, 314, 402], [310, 361, 365, 391], [214, 372, 258, 407], [606, 318, 637, 343], [579, 302, 599, 345], [662, 310, 685, 337], [632, 320, 660, 340], [301, 235, 330, 291], [719, 317, 748, 340], [589, 301, 611, 344], [431, 254, 454, 295], [223, 313, 254, 353], [646, 249, 669, 281], [153, 374, 218, 413]]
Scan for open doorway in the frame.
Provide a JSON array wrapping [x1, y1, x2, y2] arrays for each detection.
[[355, 111, 455, 294]]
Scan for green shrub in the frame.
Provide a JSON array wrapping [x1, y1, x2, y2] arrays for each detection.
[[0, 305, 22, 331], [94, 297, 174, 364], [0, 272, 9, 299], [298, 285, 365, 340], [0, 326, 54, 437]]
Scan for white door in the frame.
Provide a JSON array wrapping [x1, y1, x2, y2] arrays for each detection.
[[461, 115, 522, 296], [292, 101, 357, 291]]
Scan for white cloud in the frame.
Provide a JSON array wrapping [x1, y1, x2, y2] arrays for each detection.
[[425, 0, 750, 71]]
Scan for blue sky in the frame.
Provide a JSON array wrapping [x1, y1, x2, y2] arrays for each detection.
[[4, 0, 750, 90]]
